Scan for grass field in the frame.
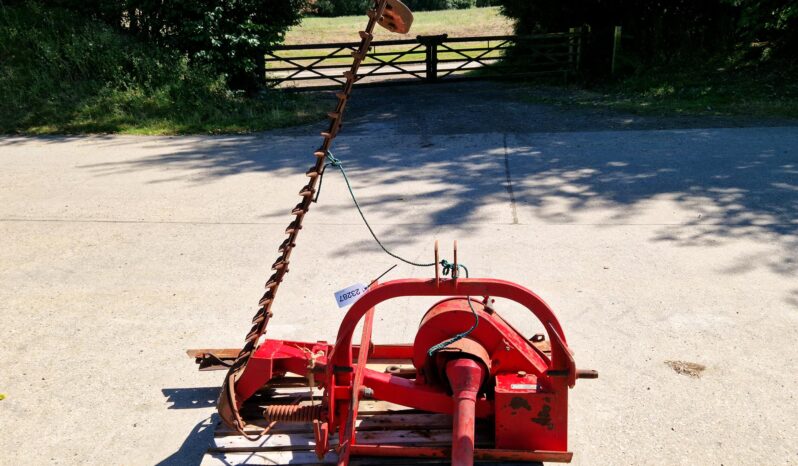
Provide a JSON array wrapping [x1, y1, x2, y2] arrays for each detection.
[[276, 7, 513, 69], [285, 7, 513, 45]]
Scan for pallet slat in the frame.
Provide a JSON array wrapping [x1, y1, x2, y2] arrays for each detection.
[[201, 367, 540, 465]]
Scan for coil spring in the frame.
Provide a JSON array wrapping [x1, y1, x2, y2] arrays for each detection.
[[263, 404, 323, 423]]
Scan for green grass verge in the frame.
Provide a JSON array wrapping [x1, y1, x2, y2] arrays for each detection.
[[12, 91, 331, 136], [285, 7, 513, 45], [521, 61, 798, 119], [0, 4, 328, 135]]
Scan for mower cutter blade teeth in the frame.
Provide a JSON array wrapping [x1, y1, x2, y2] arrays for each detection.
[[242, 338, 256, 352], [264, 273, 281, 289], [278, 238, 296, 252], [216, 4, 406, 436], [251, 313, 266, 325], [291, 203, 307, 216], [285, 220, 302, 234], [299, 184, 315, 197], [271, 257, 289, 270], [252, 308, 271, 325], [256, 292, 273, 309]]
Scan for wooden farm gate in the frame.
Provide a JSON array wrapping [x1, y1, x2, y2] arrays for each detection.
[[263, 29, 584, 88]]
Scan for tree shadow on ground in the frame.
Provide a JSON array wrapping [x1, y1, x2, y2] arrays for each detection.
[[505, 129, 798, 278], [162, 387, 220, 410], [158, 388, 220, 465], [31, 82, 793, 295], [157, 413, 217, 466], [102, 89, 795, 465], [68, 121, 798, 283]]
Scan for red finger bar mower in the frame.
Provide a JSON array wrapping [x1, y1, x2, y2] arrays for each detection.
[[220, 277, 597, 465]]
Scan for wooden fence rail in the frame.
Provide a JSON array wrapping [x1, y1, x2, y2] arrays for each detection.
[[263, 29, 584, 88]]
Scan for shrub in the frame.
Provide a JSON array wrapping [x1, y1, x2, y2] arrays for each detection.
[[496, 0, 795, 75], [0, 3, 324, 133], [312, 0, 371, 16], [14, 0, 307, 91]]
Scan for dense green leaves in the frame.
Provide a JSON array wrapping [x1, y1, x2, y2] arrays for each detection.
[[0, 3, 325, 133], [729, 0, 798, 57], [12, 0, 306, 91], [311, 0, 371, 16], [497, 0, 795, 75]]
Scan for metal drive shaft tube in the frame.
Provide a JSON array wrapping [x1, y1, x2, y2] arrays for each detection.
[[445, 358, 486, 466]]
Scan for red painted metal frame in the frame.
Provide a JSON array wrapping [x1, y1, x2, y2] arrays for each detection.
[[231, 277, 582, 463], [446, 358, 487, 466], [328, 278, 571, 373]]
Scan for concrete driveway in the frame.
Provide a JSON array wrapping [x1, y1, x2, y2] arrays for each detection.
[[1, 82, 797, 465]]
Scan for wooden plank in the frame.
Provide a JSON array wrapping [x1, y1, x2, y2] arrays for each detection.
[[203, 451, 539, 466], [187, 348, 240, 359], [212, 432, 320, 451], [222, 410, 457, 436], [202, 450, 337, 465], [213, 429, 493, 452]]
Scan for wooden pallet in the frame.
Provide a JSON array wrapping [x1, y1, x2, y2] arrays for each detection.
[[201, 375, 543, 466]]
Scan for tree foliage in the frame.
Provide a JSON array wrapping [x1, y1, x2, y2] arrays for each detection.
[[311, 0, 370, 16], [0, 2, 324, 134], [497, 0, 795, 75], [730, 0, 798, 57], [29, 0, 307, 91]]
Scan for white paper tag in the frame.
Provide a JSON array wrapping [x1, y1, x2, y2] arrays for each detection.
[[510, 384, 536, 390], [334, 283, 367, 309]]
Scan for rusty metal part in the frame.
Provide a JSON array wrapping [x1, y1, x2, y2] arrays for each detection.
[[379, 0, 414, 34], [434, 241, 440, 286], [263, 404, 323, 423], [217, 0, 403, 439]]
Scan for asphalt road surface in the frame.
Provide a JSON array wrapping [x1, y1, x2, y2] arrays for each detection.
[[1, 82, 797, 465]]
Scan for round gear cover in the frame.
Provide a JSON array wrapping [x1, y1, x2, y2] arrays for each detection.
[[378, 0, 414, 34]]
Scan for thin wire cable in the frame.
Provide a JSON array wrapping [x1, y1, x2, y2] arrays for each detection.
[[427, 263, 479, 355], [324, 152, 436, 268], [322, 150, 479, 354]]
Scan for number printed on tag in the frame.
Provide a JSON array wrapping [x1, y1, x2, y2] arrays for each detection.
[[334, 283, 367, 309]]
